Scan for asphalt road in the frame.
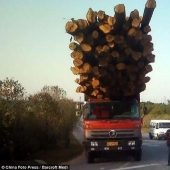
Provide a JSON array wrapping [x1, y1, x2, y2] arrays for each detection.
[[66, 120, 170, 170]]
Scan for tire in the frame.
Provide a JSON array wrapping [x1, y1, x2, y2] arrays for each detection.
[[149, 133, 153, 139], [87, 152, 94, 163], [157, 134, 160, 140], [132, 149, 142, 161]]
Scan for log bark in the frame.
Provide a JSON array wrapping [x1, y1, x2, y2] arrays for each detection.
[[141, 0, 156, 29], [114, 4, 126, 32]]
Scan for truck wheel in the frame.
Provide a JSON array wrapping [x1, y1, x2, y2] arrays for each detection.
[[132, 149, 142, 161], [87, 152, 94, 163], [149, 133, 153, 139], [157, 134, 160, 140]]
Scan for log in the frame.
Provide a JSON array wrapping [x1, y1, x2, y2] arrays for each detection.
[[116, 63, 126, 70], [77, 19, 88, 30], [142, 25, 151, 34], [80, 43, 92, 52], [65, 21, 78, 35], [145, 54, 155, 63], [103, 45, 110, 52], [131, 51, 142, 61], [98, 56, 108, 67], [74, 32, 84, 43], [145, 64, 152, 73], [86, 35, 94, 46], [124, 47, 132, 56], [122, 20, 131, 32], [70, 66, 80, 75], [114, 4, 126, 32], [141, 34, 152, 46], [129, 9, 140, 22], [108, 42, 114, 48], [141, 0, 156, 29], [111, 50, 120, 58], [98, 23, 113, 34], [69, 42, 80, 50], [99, 68, 107, 77], [92, 30, 99, 39], [129, 73, 136, 81], [82, 63, 92, 73], [143, 42, 154, 56], [86, 8, 97, 23], [76, 86, 87, 93], [97, 10, 106, 22], [92, 78, 100, 88], [113, 35, 124, 44], [71, 51, 83, 60], [132, 18, 141, 28], [91, 89, 99, 96], [106, 34, 114, 42], [137, 61, 145, 68], [107, 16, 116, 26], [73, 59, 83, 67], [75, 74, 89, 85], [92, 66, 99, 75]]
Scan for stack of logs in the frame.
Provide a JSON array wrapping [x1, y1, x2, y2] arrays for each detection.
[[65, 0, 156, 100]]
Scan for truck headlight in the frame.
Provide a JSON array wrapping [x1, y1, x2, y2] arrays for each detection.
[[128, 141, 135, 146], [91, 142, 98, 146]]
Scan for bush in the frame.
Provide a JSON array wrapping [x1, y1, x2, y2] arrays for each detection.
[[0, 79, 77, 161]]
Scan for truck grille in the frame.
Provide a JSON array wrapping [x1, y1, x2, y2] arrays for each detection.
[[86, 129, 139, 139]]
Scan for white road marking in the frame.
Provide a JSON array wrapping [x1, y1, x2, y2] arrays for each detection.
[[142, 143, 159, 147], [110, 164, 160, 170]]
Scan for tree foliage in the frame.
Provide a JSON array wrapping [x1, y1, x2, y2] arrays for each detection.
[[0, 79, 77, 161]]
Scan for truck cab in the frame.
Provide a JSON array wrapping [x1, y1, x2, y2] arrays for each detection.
[[76, 98, 144, 163]]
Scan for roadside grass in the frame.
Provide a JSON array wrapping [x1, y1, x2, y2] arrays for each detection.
[[25, 134, 84, 164], [142, 127, 149, 133]]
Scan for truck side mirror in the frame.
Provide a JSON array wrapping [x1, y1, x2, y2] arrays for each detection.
[[75, 103, 81, 110], [143, 106, 149, 115]]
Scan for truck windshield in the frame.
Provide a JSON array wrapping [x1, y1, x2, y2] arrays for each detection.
[[83, 101, 140, 120]]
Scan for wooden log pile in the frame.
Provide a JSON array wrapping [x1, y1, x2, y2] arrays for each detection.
[[65, 0, 156, 100]]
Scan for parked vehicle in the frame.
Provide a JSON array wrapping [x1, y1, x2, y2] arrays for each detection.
[[149, 120, 170, 140]]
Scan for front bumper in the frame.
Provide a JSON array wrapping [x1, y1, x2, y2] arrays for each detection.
[[83, 139, 142, 152], [158, 133, 166, 138]]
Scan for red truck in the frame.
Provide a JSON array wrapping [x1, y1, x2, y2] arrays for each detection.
[[76, 94, 148, 163]]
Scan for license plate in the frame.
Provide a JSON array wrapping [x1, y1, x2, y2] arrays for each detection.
[[107, 142, 118, 146]]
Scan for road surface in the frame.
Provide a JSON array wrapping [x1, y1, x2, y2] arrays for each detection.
[[67, 120, 170, 170]]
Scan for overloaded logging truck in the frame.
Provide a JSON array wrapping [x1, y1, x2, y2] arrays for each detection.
[[65, 0, 156, 163]]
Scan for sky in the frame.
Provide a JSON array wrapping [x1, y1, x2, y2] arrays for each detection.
[[0, 0, 170, 103]]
